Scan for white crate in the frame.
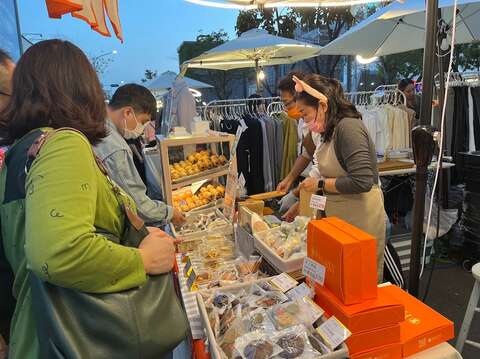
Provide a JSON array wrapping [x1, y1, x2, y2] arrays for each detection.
[[253, 228, 306, 273], [196, 281, 348, 359]]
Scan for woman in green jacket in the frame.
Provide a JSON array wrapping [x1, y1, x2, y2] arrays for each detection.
[[0, 40, 177, 359]]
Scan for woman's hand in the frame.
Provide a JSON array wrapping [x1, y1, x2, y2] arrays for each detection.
[[282, 202, 300, 223], [300, 177, 319, 193], [138, 233, 176, 274], [277, 176, 294, 193]]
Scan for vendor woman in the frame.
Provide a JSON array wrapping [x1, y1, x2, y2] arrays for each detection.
[[295, 74, 386, 281]]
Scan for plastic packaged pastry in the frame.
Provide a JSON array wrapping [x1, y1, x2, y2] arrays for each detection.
[[272, 325, 318, 359], [234, 331, 282, 359]]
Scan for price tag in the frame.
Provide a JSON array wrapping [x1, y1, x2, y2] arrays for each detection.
[[286, 282, 314, 301], [183, 257, 192, 277], [302, 297, 325, 324], [303, 257, 326, 286], [238, 173, 246, 189], [309, 194, 327, 211], [186, 269, 197, 291], [317, 316, 351, 350], [270, 273, 298, 293], [191, 180, 208, 194]]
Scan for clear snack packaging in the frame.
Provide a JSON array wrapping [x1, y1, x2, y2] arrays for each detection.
[[243, 308, 276, 333], [272, 325, 318, 359], [305, 326, 331, 356], [252, 291, 289, 309], [234, 331, 282, 359], [268, 298, 324, 331]]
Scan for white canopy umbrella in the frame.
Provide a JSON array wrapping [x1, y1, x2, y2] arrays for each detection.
[[319, 0, 480, 58], [146, 71, 213, 91], [185, 0, 384, 9], [184, 28, 321, 71]]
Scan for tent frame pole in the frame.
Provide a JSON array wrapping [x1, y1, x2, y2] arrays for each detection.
[[409, 0, 441, 297]]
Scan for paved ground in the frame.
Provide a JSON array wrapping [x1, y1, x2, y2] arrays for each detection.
[[417, 263, 478, 359]]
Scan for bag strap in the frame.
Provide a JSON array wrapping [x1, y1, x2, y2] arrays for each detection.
[[26, 127, 146, 231]]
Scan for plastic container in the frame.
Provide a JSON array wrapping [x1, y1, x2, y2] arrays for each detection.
[[170, 207, 233, 242], [196, 281, 348, 359], [253, 228, 306, 274]]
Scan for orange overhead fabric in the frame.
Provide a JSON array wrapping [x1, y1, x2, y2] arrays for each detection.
[[45, 0, 83, 18], [104, 0, 123, 42], [45, 0, 123, 42]]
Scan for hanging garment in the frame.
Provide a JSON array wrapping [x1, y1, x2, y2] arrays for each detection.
[[167, 78, 197, 133], [220, 116, 265, 195], [451, 86, 470, 184], [274, 119, 284, 185], [316, 121, 386, 282], [470, 87, 480, 150], [469, 87, 476, 152], [259, 118, 273, 192], [280, 113, 298, 180]]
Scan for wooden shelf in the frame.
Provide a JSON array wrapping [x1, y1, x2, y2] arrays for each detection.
[[171, 168, 229, 190]]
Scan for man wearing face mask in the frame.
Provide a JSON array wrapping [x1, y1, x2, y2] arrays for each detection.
[[95, 84, 185, 226]]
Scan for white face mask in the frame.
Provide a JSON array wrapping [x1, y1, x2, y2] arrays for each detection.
[[123, 112, 146, 140]]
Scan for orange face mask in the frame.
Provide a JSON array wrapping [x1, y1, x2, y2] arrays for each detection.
[[287, 106, 302, 120]]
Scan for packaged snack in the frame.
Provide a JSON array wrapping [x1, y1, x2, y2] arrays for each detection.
[[253, 291, 289, 309], [272, 325, 318, 359], [234, 331, 282, 359], [306, 327, 331, 355], [268, 301, 303, 330], [244, 308, 276, 333]]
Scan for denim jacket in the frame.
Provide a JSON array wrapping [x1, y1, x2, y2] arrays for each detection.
[[94, 120, 172, 226]]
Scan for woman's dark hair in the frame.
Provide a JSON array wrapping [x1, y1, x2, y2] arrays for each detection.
[[0, 39, 107, 145], [296, 74, 361, 142], [398, 78, 414, 91]]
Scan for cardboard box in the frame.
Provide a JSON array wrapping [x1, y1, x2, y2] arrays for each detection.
[[381, 285, 454, 357], [299, 188, 314, 218], [324, 217, 378, 300], [307, 220, 363, 304], [346, 324, 401, 355], [350, 343, 402, 359], [314, 284, 405, 333]]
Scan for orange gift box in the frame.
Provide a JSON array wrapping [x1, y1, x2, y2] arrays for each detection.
[[381, 285, 454, 357], [314, 283, 405, 333], [350, 343, 402, 359], [307, 219, 376, 304], [346, 324, 401, 355], [324, 217, 378, 300]]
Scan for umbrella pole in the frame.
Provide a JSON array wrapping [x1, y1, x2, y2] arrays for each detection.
[[408, 0, 439, 297], [255, 59, 261, 94]]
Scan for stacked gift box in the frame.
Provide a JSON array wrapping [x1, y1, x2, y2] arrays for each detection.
[[307, 217, 454, 359]]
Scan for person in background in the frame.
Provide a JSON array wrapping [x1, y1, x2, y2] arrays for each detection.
[[0, 39, 178, 359], [95, 84, 185, 227], [296, 74, 386, 281], [398, 79, 421, 119], [0, 48, 16, 359], [398, 78, 438, 121], [276, 72, 323, 218]]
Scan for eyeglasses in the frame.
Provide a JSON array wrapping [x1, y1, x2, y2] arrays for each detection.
[[282, 98, 295, 107], [0, 90, 11, 97]]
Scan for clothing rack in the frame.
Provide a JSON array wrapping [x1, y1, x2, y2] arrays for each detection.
[[345, 89, 407, 107], [434, 71, 480, 87], [267, 101, 285, 116], [203, 96, 280, 121]]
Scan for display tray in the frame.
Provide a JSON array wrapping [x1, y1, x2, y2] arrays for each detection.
[[196, 280, 349, 359], [253, 228, 306, 274], [171, 165, 229, 185], [170, 207, 233, 243]]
